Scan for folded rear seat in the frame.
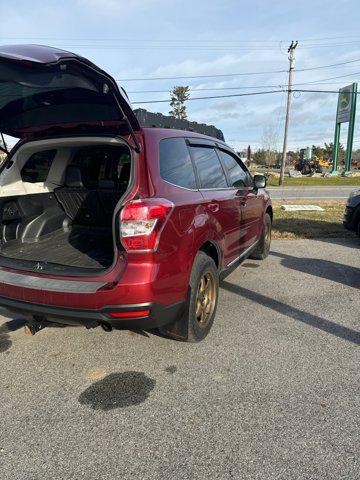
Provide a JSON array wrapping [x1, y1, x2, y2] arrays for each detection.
[[55, 166, 124, 228], [55, 165, 102, 226]]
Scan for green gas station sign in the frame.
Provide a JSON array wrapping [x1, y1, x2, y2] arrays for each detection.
[[332, 83, 357, 174]]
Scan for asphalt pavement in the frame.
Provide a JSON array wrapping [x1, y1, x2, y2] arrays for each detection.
[[267, 185, 357, 200], [0, 237, 359, 480]]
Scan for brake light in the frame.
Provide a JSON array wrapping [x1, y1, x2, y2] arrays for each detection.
[[120, 198, 174, 251]]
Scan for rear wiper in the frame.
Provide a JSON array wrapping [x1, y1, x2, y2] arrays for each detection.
[[112, 94, 142, 154]]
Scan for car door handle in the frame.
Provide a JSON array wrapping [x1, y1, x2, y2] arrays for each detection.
[[208, 203, 220, 213]]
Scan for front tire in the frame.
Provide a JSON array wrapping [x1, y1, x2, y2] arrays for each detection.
[[160, 251, 219, 342], [250, 212, 272, 260]]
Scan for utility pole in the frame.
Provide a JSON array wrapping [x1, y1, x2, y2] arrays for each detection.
[[279, 40, 298, 186]]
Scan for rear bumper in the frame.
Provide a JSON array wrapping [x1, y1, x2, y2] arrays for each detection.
[[0, 295, 185, 330]]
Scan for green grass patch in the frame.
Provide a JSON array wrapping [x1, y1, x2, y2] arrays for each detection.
[[267, 176, 360, 187], [272, 200, 356, 239]]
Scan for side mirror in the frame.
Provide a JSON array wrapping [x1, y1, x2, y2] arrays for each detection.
[[253, 174, 267, 189]]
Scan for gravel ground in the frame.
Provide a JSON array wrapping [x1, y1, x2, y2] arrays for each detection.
[[0, 238, 359, 480]]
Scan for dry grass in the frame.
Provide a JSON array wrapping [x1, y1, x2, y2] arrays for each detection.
[[272, 200, 356, 239]]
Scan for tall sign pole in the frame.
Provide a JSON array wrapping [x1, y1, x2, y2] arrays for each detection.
[[345, 82, 357, 174], [279, 41, 298, 186], [331, 83, 358, 175]]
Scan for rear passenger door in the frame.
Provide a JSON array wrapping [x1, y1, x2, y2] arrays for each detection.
[[188, 141, 241, 267], [217, 149, 263, 251]]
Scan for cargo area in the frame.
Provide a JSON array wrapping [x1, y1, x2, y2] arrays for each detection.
[[0, 138, 131, 273]]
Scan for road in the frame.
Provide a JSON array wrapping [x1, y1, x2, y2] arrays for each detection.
[[0, 238, 359, 480], [267, 185, 357, 200]]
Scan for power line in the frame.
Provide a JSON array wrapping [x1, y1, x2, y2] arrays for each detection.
[[132, 89, 286, 104], [3, 34, 360, 43], [1, 42, 359, 52], [117, 58, 360, 81], [131, 87, 359, 105], [127, 72, 360, 94], [2, 34, 360, 41]]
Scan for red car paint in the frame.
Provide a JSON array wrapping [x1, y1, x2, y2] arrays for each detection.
[[0, 44, 272, 330], [0, 128, 271, 322]]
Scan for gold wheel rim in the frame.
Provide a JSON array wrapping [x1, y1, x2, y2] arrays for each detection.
[[264, 222, 271, 255], [195, 271, 216, 326]]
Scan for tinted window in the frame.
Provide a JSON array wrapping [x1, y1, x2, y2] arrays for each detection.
[[191, 146, 227, 189], [71, 145, 130, 188], [219, 150, 250, 188], [159, 138, 197, 189], [21, 149, 56, 183]]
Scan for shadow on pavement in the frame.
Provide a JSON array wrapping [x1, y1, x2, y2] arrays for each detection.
[[0, 318, 25, 353], [79, 372, 156, 411], [221, 281, 360, 346], [3, 318, 25, 332], [271, 251, 360, 289], [0, 324, 12, 353], [273, 218, 356, 240]]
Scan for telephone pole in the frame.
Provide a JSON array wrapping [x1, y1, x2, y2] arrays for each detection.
[[279, 40, 298, 186]]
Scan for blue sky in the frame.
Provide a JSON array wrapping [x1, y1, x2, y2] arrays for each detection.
[[2, 0, 360, 151]]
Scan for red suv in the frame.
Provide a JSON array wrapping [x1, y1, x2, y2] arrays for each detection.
[[0, 44, 272, 342]]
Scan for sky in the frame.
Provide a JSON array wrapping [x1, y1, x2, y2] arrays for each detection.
[[1, 0, 360, 152]]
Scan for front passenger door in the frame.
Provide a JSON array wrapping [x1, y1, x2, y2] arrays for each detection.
[[217, 149, 263, 253]]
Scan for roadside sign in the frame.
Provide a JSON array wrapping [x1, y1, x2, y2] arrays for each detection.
[[336, 85, 354, 123], [331, 83, 357, 174]]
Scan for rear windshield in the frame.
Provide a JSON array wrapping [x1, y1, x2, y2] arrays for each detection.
[[70, 145, 130, 188], [21, 149, 56, 183]]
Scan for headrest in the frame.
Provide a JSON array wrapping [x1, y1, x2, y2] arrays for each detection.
[[65, 165, 83, 188]]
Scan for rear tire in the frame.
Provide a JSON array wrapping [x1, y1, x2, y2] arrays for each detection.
[[249, 213, 272, 260], [160, 251, 219, 342]]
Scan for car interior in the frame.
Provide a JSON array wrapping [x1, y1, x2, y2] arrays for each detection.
[[0, 138, 131, 272]]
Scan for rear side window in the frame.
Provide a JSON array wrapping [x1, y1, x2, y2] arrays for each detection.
[[219, 150, 251, 188], [159, 138, 197, 189], [71, 145, 130, 188], [190, 146, 227, 189], [21, 149, 56, 183]]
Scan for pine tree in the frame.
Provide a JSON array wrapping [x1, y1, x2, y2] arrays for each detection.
[[169, 86, 190, 119]]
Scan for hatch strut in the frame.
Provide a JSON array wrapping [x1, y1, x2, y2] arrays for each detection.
[[112, 94, 141, 153], [0, 132, 9, 155]]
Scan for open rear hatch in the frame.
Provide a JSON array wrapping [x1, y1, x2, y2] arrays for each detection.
[[0, 45, 140, 276], [0, 44, 140, 148]]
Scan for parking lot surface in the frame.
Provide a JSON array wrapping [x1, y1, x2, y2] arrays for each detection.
[[0, 238, 359, 480]]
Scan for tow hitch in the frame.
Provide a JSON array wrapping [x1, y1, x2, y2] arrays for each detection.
[[24, 316, 49, 336]]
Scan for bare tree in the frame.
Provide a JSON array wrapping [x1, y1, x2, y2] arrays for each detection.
[[169, 86, 190, 119], [262, 125, 279, 168]]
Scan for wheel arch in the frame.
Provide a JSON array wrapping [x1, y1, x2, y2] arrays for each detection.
[[199, 240, 221, 270], [266, 204, 273, 222]]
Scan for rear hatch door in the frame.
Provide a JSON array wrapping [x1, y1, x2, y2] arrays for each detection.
[[0, 44, 140, 140]]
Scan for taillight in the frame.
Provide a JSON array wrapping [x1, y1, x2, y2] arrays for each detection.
[[120, 198, 174, 251]]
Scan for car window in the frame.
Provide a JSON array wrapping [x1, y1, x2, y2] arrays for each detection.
[[21, 149, 56, 183], [159, 138, 197, 189], [219, 150, 251, 188], [190, 146, 227, 189]]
